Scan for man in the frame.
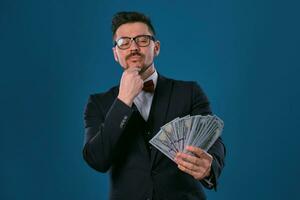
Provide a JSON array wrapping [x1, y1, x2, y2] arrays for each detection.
[[83, 11, 226, 200]]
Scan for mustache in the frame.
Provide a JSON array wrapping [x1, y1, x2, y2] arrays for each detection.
[[125, 52, 145, 60]]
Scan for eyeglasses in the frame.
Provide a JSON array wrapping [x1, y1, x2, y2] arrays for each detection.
[[114, 35, 156, 50]]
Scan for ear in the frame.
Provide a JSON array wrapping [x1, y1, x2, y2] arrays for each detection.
[[112, 47, 119, 62], [154, 40, 160, 56]]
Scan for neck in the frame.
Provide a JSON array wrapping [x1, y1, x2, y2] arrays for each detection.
[[140, 63, 155, 80]]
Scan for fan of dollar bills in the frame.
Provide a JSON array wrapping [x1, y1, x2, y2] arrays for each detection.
[[149, 115, 224, 161]]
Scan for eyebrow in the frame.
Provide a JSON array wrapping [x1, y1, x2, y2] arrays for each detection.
[[115, 34, 151, 40]]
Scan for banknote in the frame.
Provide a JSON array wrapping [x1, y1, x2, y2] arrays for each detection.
[[149, 115, 224, 161]]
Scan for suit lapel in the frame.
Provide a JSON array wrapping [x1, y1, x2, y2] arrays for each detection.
[[147, 75, 173, 168]]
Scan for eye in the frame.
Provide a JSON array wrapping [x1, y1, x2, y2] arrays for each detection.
[[137, 36, 149, 44], [117, 38, 130, 47]]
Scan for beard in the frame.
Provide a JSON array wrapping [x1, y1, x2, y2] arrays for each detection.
[[124, 52, 153, 75], [125, 52, 144, 68]]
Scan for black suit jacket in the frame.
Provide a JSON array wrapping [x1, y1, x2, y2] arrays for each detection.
[[83, 75, 226, 200]]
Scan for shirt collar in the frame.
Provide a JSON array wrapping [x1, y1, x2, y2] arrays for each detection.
[[144, 70, 158, 90]]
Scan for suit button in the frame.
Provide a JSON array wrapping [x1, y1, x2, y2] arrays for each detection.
[[149, 146, 152, 150], [146, 131, 151, 135], [145, 198, 151, 200], [119, 121, 124, 128]]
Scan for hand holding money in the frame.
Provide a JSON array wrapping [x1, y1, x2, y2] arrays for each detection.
[[149, 114, 224, 179], [175, 146, 213, 180], [118, 67, 143, 107]]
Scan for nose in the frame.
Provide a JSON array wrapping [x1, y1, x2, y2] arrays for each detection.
[[129, 39, 140, 52]]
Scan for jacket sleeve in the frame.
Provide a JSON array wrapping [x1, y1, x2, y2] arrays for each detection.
[[190, 82, 226, 191], [82, 95, 135, 172]]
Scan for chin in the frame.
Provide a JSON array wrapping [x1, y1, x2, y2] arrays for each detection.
[[127, 62, 144, 68]]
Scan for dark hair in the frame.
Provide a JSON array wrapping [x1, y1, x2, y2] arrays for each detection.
[[111, 11, 156, 37]]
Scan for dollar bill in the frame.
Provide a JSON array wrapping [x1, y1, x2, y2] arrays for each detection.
[[150, 115, 224, 162]]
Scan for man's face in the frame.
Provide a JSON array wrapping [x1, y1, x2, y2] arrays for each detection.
[[112, 22, 160, 71]]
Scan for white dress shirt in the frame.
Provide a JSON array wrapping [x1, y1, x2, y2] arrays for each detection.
[[133, 70, 158, 121]]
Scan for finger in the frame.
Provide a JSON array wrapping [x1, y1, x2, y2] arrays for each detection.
[[185, 146, 205, 157], [176, 152, 212, 172], [203, 167, 211, 178], [126, 67, 141, 73], [176, 152, 202, 166], [186, 146, 212, 160], [177, 164, 204, 180], [178, 164, 197, 176], [175, 156, 200, 172]]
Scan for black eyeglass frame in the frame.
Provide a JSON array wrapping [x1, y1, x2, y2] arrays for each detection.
[[113, 35, 156, 50]]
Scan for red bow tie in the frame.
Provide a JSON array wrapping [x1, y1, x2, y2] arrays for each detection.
[[143, 80, 155, 93]]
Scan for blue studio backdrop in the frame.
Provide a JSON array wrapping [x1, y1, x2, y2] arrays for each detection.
[[1, 0, 300, 199]]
